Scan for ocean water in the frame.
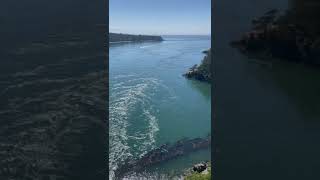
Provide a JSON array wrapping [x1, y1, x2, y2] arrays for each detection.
[[109, 36, 211, 179]]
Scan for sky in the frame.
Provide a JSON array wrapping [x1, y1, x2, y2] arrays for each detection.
[[109, 0, 211, 35]]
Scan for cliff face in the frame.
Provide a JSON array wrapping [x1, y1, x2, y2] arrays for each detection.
[[109, 33, 163, 42], [184, 49, 212, 83]]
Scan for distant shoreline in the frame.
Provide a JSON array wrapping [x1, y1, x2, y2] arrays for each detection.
[[109, 40, 164, 44], [109, 32, 163, 43]]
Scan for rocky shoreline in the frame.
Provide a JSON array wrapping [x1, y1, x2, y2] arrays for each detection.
[[114, 136, 211, 179], [109, 33, 163, 43], [184, 49, 212, 82], [230, 8, 320, 66]]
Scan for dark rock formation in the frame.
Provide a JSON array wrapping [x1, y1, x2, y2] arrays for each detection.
[[231, 5, 320, 66], [114, 136, 211, 178], [193, 162, 208, 173], [109, 33, 163, 43], [184, 49, 212, 82]]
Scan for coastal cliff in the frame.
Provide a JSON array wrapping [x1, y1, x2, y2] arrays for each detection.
[[109, 33, 163, 42], [184, 49, 212, 82]]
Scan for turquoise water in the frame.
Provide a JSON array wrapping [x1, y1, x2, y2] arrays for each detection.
[[109, 36, 211, 179]]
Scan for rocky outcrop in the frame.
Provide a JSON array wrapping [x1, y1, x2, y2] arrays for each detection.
[[231, 7, 320, 66], [193, 162, 209, 173], [114, 136, 211, 178], [183, 161, 211, 180], [109, 33, 163, 43], [184, 49, 212, 82]]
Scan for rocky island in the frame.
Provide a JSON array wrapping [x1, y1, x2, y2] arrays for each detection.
[[184, 49, 212, 82], [109, 33, 163, 43]]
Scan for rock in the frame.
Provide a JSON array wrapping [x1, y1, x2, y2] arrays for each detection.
[[202, 50, 209, 54], [184, 69, 197, 78], [184, 49, 212, 82], [190, 64, 198, 71], [193, 163, 207, 173], [114, 136, 211, 178]]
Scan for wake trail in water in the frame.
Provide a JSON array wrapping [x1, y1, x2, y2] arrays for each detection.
[[109, 74, 174, 179]]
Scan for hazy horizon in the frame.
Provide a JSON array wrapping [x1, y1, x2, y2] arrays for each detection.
[[109, 32, 211, 36], [110, 0, 211, 36]]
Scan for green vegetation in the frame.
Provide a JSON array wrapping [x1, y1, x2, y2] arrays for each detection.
[[197, 49, 212, 81], [184, 49, 212, 82]]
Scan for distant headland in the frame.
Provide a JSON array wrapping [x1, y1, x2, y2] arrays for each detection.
[[109, 33, 163, 43]]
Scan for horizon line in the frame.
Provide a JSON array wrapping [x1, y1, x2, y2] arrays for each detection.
[[109, 32, 211, 36]]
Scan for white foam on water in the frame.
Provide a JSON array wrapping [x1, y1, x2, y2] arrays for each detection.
[[109, 75, 175, 179], [122, 171, 183, 180], [140, 44, 157, 49]]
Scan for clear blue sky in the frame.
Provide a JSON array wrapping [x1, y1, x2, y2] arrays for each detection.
[[110, 0, 211, 35]]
